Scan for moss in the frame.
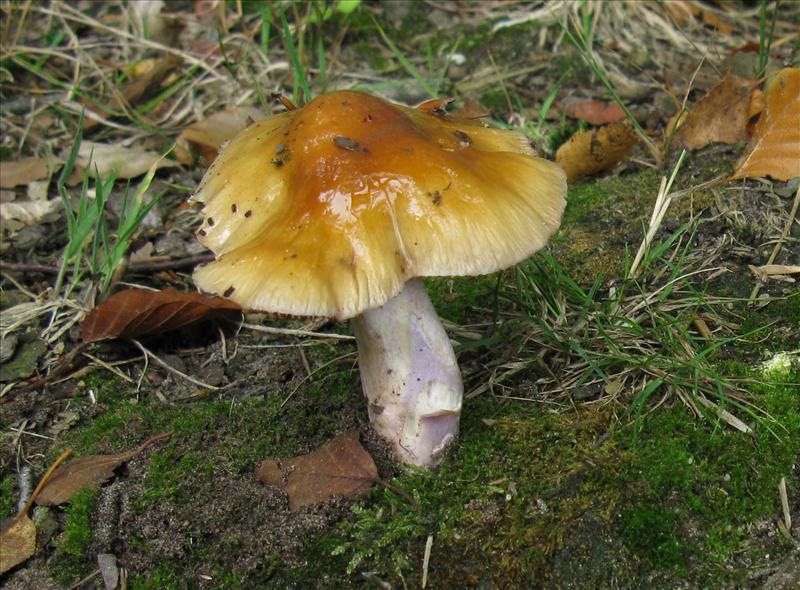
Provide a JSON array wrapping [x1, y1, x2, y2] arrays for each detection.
[[617, 377, 799, 583], [620, 505, 690, 569], [50, 488, 98, 585], [311, 399, 623, 587], [424, 274, 499, 325], [741, 292, 800, 352], [129, 563, 181, 590], [0, 473, 17, 518]]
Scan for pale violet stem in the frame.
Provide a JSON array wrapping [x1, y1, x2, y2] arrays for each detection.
[[351, 278, 462, 467]]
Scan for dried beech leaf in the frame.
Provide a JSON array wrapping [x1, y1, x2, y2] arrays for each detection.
[[255, 459, 283, 486], [0, 157, 49, 188], [174, 106, 264, 165], [77, 141, 176, 179], [81, 287, 241, 343], [564, 99, 626, 125], [732, 68, 800, 181], [36, 432, 171, 506], [556, 122, 638, 183], [674, 74, 759, 149], [0, 514, 36, 574], [257, 430, 378, 511]]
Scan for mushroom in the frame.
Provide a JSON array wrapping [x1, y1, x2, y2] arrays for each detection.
[[191, 91, 567, 467]]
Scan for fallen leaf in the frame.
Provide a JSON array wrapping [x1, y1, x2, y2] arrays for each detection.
[[36, 432, 171, 506], [256, 459, 283, 486], [77, 141, 175, 179], [674, 74, 760, 149], [0, 157, 49, 188], [0, 199, 62, 231], [0, 514, 36, 574], [174, 106, 264, 165], [0, 449, 73, 573], [80, 287, 241, 343], [564, 99, 626, 125], [555, 122, 638, 183], [257, 430, 378, 511], [732, 68, 800, 181]]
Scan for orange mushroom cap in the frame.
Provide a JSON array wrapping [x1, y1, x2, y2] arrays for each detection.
[[192, 91, 567, 320]]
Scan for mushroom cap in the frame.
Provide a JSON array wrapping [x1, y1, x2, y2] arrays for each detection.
[[192, 91, 567, 320]]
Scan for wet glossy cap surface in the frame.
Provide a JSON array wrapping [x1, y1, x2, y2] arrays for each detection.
[[192, 91, 567, 319]]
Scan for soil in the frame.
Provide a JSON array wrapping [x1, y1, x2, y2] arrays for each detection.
[[1, 2, 799, 589]]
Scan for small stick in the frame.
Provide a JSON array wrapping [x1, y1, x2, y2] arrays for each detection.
[[1, 253, 216, 276], [131, 339, 221, 391], [238, 321, 354, 341]]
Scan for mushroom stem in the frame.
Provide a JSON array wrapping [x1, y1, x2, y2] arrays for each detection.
[[351, 278, 462, 467]]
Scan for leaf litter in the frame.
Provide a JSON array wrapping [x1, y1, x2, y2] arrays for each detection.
[[732, 67, 800, 181], [0, 449, 73, 574], [555, 122, 638, 183], [257, 430, 379, 511], [80, 287, 241, 343], [674, 73, 761, 150], [174, 105, 264, 165], [35, 432, 172, 506], [0, 157, 50, 188]]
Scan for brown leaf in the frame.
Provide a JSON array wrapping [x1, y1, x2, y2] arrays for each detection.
[[0, 157, 49, 188], [255, 459, 283, 486], [36, 432, 171, 506], [564, 99, 626, 125], [0, 514, 36, 574], [81, 288, 241, 343], [555, 122, 638, 183], [732, 68, 800, 181], [257, 430, 378, 511], [174, 106, 264, 165], [0, 449, 74, 573], [674, 74, 760, 149]]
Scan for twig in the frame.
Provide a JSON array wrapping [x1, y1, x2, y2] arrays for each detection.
[[238, 321, 354, 341], [66, 569, 100, 590], [14, 448, 73, 521], [280, 351, 357, 408], [44, 3, 225, 82], [131, 339, 221, 391], [81, 352, 134, 384], [1, 254, 215, 276]]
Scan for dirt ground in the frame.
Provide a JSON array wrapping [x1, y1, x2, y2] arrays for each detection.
[[1, 2, 799, 589]]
